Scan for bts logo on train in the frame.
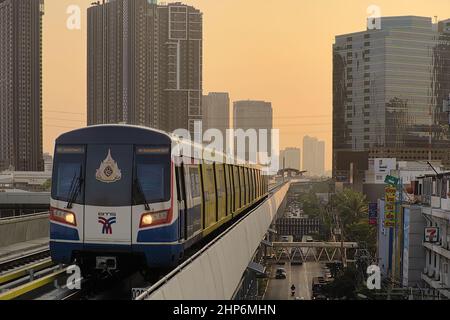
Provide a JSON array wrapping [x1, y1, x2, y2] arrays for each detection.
[[98, 214, 117, 235]]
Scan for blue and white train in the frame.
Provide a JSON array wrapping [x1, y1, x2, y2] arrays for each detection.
[[50, 125, 268, 274]]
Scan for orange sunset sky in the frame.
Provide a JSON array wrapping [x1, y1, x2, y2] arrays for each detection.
[[42, 0, 450, 170]]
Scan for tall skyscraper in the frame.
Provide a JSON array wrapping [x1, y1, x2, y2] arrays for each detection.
[[280, 148, 301, 171], [233, 100, 273, 163], [0, 0, 44, 171], [202, 92, 230, 138], [333, 16, 450, 182], [87, 0, 202, 134], [303, 136, 325, 176]]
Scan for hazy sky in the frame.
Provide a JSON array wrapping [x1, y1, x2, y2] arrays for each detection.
[[42, 0, 450, 170]]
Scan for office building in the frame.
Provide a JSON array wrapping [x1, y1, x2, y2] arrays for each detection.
[[87, 0, 202, 134], [233, 100, 273, 163], [303, 136, 325, 176], [0, 0, 44, 171], [280, 148, 301, 171], [202, 92, 230, 139], [333, 16, 450, 183]]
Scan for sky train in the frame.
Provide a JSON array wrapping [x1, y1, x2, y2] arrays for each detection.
[[50, 125, 268, 274]]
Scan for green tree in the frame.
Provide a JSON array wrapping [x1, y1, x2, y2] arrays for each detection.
[[333, 188, 376, 257], [323, 265, 359, 299], [42, 179, 51, 191], [300, 191, 321, 217], [333, 188, 368, 226]]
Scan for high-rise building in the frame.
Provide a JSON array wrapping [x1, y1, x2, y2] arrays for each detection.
[[0, 0, 44, 171], [233, 100, 273, 163], [333, 16, 450, 182], [303, 136, 325, 176], [202, 92, 230, 139], [280, 148, 301, 171], [87, 0, 202, 134]]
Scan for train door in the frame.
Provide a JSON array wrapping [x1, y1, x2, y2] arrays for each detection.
[[250, 169, 255, 202], [175, 163, 187, 240], [239, 167, 245, 208], [224, 165, 233, 216], [214, 164, 226, 222], [201, 164, 217, 231], [184, 164, 203, 240], [233, 166, 241, 211], [84, 145, 133, 245], [243, 167, 249, 206], [256, 170, 261, 198]]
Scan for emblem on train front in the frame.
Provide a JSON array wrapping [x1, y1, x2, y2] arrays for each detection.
[[96, 149, 122, 183]]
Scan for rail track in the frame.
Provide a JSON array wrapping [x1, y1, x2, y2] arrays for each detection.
[[0, 248, 50, 274], [0, 247, 69, 300]]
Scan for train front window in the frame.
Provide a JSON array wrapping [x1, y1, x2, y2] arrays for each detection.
[[52, 145, 85, 203], [134, 146, 171, 205], [84, 145, 133, 207]]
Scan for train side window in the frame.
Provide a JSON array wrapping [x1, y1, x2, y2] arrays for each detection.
[[243, 167, 249, 204], [233, 166, 241, 210], [189, 167, 201, 198], [257, 170, 261, 197], [239, 167, 245, 206], [257, 170, 260, 196], [224, 164, 232, 214], [251, 169, 255, 200]]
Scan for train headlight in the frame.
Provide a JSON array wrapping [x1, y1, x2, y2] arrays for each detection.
[[140, 210, 170, 228], [50, 207, 77, 226], [65, 213, 76, 225], [141, 214, 153, 226]]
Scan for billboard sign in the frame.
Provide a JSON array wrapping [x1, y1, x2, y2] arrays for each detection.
[[384, 175, 399, 186], [369, 203, 378, 225], [384, 186, 396, 228], [424, 227, 440, 243]]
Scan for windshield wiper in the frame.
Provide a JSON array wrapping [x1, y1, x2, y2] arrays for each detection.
[[67, 167, 83, 209], [134, 179, 150, 210]]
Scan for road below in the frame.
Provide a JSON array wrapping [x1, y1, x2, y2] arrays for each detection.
[[264, 262, 324, 300]]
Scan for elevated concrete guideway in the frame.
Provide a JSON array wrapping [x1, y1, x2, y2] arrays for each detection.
[[0, 191, 50, 218], [136, 183, 291, 300]]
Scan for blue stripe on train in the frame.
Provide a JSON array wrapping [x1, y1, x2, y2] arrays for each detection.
[[50, 222, 80, 241], [50, 241, 184, 268], [137, 220, 179, 243]]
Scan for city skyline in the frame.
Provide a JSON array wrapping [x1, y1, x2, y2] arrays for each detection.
[[41, 0, 450, 171], [2, 0, 450, 304], [0, 0, 44, 171]]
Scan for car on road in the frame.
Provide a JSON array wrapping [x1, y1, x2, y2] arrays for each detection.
[[291, 260, 303, 266], [275, 268, 287, 279]]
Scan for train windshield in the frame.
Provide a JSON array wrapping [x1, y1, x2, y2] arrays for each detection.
[[134, 146, 171, 205], [52, 146, 86, 203], [53, 144, 170, 207], [84, 144, 133, 207]]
